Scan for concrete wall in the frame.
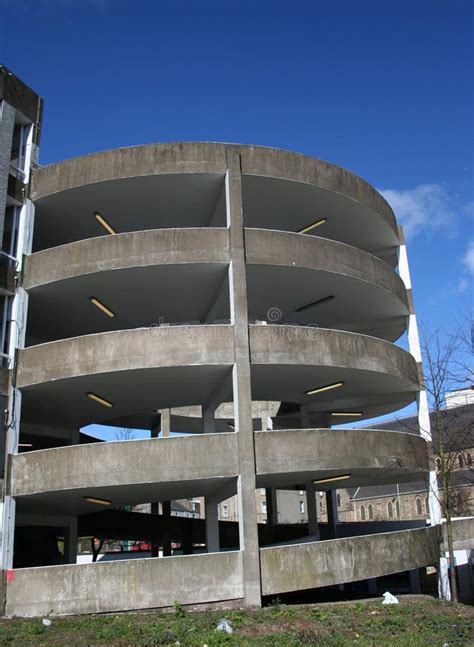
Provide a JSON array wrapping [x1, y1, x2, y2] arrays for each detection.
[[245, 228, 407, 307], [23, 228, 230, 289], [255, 428, 428, 480], [249, 324, 418, 384], [6, 551, 243, 617], [12, 433, 239, 497], [30, 144, 394, 234], [260, 526, 439, 595], [442, 517, 474, 551], [17, 325, 235, 388]]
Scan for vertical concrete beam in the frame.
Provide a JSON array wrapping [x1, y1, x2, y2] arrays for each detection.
[[398, 226, 447, 599], [265, 488, 278, 526], [205, 497, 220, 553], [160, 409, 171, 438], [306, 482, 319, 537], [64, 517, 78, 564], [226, 150, 261, 607], [326, 490, 339, 539]]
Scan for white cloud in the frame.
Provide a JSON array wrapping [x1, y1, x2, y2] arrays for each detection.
[[462, 241, 474, 275], [379, 184, 457, 239]]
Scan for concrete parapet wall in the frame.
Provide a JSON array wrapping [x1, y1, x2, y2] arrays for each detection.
[[442, 517, 474, 551], [12, 433, 238, 497], [5, 551, 244, 617], [245, 228, 407, 307], [255, 428, 428, 478], [260, 526, 439, 596], [17, 325, 235, 388], [23, 228, 230, 289]]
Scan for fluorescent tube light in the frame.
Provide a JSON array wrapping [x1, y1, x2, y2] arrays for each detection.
[[313, 474, 351, 485], [331, 412, 363, 417], [90, 297, 115, 318], [18, 443, 33, 448], [298, 218, 327, 234], [296, 295, 335, 313], [84, 496, 112, 506], [306, 381, 344, 396], [87, 392, 113, 408], [94, 212, 117, 235]]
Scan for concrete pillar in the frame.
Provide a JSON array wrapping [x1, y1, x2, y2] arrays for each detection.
[[398, 227, 447, 598], [64, 517, 78, 564], [161, 501, 172, 557], [409, 568, 422, 594], [205, 497, 220, 553], [150, 424, 160, 557], [326, 490, 339, 539], [182, 533, 193, 555], [226, 151, 261, 606], [367, 578, 378, 595], [160, 409, 171, 437], [202, 404, 216, 434], [265, 488, 278, 526], [306, 482, 319, 537]]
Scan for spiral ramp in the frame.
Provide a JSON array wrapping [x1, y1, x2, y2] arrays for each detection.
[[5, 143, 439, 616]]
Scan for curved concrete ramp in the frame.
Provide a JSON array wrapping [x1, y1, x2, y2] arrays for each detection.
[[260, 526, 439, 596], [5, 551, 244, 617]]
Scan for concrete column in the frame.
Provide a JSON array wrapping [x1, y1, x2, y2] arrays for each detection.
[[226, 151, 261, 607], [160, 409, 171, 437], [202, 404, 216, 434], [205, 497, 220, 553], [409, 568, 422, 594], [265, 488, 278, 526], [306, 482, 319, 537], [326, 490, 339, 539], [64, 517, 78, 564], [367, 578, 378, 595], [398, 226, 447, 598], [161, 501, 172, 557]]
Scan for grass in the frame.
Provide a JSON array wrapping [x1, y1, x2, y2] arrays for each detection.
[[0, 597, 473, 646]]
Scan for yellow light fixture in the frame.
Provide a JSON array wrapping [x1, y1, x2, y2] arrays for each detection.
[[298, 218, 327, 234], [313, 474, 351, 485], [87, 392, 113, 408], [331, 412, 363, 417], [306, 381, 344, 396], [84, 496, 112, 506], [94, 211, 117, 235], [90, 297, 115, 318]]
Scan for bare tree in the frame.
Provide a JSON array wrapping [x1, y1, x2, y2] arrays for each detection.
[[114, 427, 134, 441], [421, 322, 473, 603]]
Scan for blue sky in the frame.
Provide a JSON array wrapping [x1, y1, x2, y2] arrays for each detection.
[[1, 0, 472, 437]]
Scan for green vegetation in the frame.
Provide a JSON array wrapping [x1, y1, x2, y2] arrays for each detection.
[[0, 597, 473, 646]]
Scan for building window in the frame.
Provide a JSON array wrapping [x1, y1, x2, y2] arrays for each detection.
[[435, 457, 441, 472], [360, 505, 366, 521], [299, 500, 305, 514], [425, 497, 429, 513], [261, 501, 267, 513], [368, 504, 374, 520], [396, 500, 400, 517], [388, 502, 393, 518], [222, 504, 228, 518], [337, 494, 341, 508], [458, 454, 464, 469], [467, 453, 472, 468], [416, 497, 423, 515]]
